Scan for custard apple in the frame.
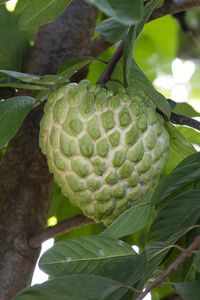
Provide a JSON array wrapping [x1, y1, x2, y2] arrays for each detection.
[[39, 80, 170, 225]]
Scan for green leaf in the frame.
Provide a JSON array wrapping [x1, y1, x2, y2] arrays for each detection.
[[176, 126, 200, 146], [148, 190, 200, 243], [141, 86, 171, 117], [151, 162, 200, 205], [85, 0, 143, 26], [0, 96, 35, 149], [99, 252, 147, 300], [136, 0, 160, 38], [0, 80, 51, 91], [0, 1, 9, 4], [129, 59, 153, 88], [165, 122, 196, 158], [123, 26, 137, 86], [132, 227, 194, 300], [194, 251, 200, 272], [14, 0, 28, 15], [0, 70, 69, 90], [58, 57, 95, 77], [173, 102, 200, 117], [12, 274, 124, 300], [173, 152, 200, 171], [0, 30, 30, 76], [96, 18, 129, 43], [101, 194, 151, 239], [39, 236, 135, 277], [18, 0, 73, 30], [175, 281, 200, 300]]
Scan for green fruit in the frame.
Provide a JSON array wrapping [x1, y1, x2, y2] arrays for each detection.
[[39, 80, 170, 225]]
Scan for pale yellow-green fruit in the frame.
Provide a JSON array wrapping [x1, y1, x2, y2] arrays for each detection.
[[39, 80, 170, 225]]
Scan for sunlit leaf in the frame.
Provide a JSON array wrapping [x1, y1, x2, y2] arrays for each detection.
[[173, 102, 200, 117], [165, 122, 196, 158], [18, 0, 73, 30]]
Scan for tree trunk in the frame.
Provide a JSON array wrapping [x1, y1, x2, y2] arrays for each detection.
[[0, 1, 98, 299]]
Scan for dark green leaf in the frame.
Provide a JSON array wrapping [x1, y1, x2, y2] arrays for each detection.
[[151, 162, 200, 205], [0, 30, 30, 76], [12, 274, 124, 300], [173, 102, 200, 117], [0, 0, 9, 4], [99, 252, 147, 300], [96, 18, 129, 43], [173, 152, 200, 171], [136, 0, 160, 38], [0, 96, 35, 149], [39, 236, 135, 276], [167, 98, 177, 110], [0, 5, 18, 29], [101, 194, 151, 239], [58, 56, 95, 77], [141, 86, 171, 117], [123, 26, 137, 86], [18, 0, 73, 30], [85, 0, 143, 26], [194, 251, 200, 272], [175, 281, 200, 300], [132, 227, 194, 300], [148, 190, 200, 243], [165, 122, 197, 158]]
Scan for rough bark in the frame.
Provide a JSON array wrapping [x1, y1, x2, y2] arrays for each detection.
[[0, 1, 98, 299]]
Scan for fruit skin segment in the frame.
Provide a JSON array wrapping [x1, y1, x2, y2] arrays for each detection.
[[39, 80, 170, 225]]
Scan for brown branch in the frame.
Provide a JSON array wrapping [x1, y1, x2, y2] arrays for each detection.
[[28, 215, 94, 249], [97, 39, 125, 87], [169, 112, 200, 131], [135, 234, 200, 300], [149, 0, 200, 22]]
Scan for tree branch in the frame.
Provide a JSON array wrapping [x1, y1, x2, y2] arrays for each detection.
[[169, 112, 200, 131], [97, 39, 125, 87], [28, 215, 94, 249], [135, 234, 200, 300], [149, 0, 200, 22]]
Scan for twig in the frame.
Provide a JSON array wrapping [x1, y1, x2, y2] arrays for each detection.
[[97, 39, 125, 87], [169, 112, 200, 131], [135, 234, 200, 300], [122, 284, 142, 294], [28, 215, 94, 249]]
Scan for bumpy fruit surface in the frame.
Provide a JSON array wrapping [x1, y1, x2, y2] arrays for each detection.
[[39, 80, 170, 225]]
